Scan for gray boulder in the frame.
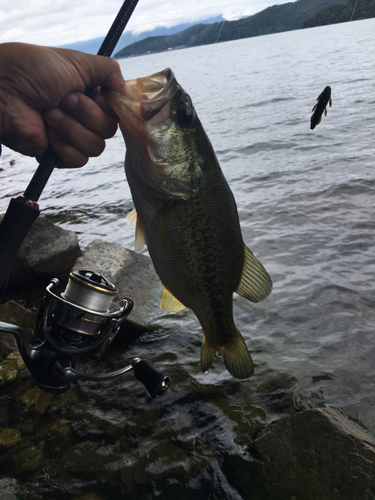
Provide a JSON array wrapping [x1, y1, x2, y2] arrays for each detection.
[[2, 215, 81, 291], [226, 407, 375, 500]]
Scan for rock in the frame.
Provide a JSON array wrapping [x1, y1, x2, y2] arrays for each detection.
[[74, 493, 104, 500], [227, 407, 375, 500], [0, 331, 17, 363], [0, 300, 37, 356], [72, 239, 163, 325], [21, 387, 55, 414], [0, 351, 27, 386], [2, 215, 81, 291], [13, 440, 44, 471], [0, 478, 38, 500], [0, 428, 21, 448]]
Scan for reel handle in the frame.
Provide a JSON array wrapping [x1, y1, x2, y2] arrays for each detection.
[[59, 358, 170, 398], [132, 359, 170, 398]]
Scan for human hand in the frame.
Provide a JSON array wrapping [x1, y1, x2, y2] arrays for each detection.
[[0, 42, 126, 168]]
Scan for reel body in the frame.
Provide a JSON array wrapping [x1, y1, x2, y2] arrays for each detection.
[[0, 270, 170, 398]]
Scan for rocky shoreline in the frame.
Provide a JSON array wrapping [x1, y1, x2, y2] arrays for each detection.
[[1, 217, 375, 499]]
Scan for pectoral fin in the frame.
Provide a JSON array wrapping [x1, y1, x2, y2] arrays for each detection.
[[236, 244, 272, 303], [160, 284, 186, 312], [126, 208, 146, 252], [126, 208, 137, 230]]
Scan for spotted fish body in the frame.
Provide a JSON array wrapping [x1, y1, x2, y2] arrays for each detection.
[[103, 69, 272, 379], [310, 85, 332, 129]]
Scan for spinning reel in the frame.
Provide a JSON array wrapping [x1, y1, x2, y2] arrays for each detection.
[[0, 270, 170, 398]]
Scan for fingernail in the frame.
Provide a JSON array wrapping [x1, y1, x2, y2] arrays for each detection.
[[61, 92, 79, 109], [44, 108, 64, 123]]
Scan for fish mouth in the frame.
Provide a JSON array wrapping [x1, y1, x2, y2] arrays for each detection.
[[102, 68, 178, 126], [103, 69, 202, 200]]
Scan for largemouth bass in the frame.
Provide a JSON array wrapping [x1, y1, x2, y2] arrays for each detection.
[[103, 69, 272, 379]]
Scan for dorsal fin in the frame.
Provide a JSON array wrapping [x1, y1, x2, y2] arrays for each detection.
[[236, 244, 272, 303], [160, 284, 186, 312]]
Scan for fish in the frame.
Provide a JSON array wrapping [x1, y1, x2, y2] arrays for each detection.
[[310, 86, 332, 130], [102, 69, 272, 379]]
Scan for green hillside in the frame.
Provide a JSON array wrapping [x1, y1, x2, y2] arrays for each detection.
[[114, 0, 351, 58], [303, 0, 375, 26]]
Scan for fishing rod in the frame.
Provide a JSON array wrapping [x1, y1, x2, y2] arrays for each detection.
[[0, 0, 139, 298]]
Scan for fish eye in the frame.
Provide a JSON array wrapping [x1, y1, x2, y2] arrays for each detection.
[[178, 106, 193, 127]]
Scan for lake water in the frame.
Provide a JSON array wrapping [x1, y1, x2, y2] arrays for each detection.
[[1, 17, 375, 498]]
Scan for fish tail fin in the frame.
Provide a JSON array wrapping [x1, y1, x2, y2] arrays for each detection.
[[201, 334, 216, 374], [200, 329, 254, 380], [221, 328, 254, 380]]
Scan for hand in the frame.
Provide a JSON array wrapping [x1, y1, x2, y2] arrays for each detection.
[[0, 42, 126, 168]]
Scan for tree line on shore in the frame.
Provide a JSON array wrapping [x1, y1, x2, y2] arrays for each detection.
[[114, 0, 375, 58]]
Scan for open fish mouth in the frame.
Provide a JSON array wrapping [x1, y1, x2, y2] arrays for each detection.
[[103, 68, 202, 200], [102, 68, 178, 124]]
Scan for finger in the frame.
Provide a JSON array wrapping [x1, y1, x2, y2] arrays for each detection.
[[44, 107, 106, 158], [59, 92, 118, 139], [47, 130, 90, 168]]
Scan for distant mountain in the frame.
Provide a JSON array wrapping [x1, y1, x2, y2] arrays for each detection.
[[58, 16, 224, 54], [113, 0, 351, 59], [303, 0, 375, 27]]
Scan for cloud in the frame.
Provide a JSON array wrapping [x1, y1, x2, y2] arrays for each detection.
[[0, 0, 280, 47]]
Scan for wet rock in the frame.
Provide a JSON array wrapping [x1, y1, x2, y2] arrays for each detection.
[[74, 493, 104, 500], [0, 300, 37, 356], [0, 331, 17, 363], [227, 407, 375, 500], [0, 401, 9, 427], [21, 387, 55, 414], [37, 417, 72, 455], [50, 385, 81, 409], [72, 239, 162, 325], [0, 428, 21, 447], [119, 439, 192, 494], [60, 439, 122, 485], [13, 440, 44, 471], [0, 350, 27, 386], [0, 478, 41, 500], [2, 215, 81, 291]]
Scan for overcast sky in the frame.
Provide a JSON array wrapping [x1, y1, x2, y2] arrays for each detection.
[[0, 0, 283, 47]]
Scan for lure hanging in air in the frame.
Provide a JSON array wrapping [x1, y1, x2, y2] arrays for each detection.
[[310, 86, 332, 130]]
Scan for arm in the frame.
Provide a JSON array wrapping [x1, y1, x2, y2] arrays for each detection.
[[0, 42, 126, 168]]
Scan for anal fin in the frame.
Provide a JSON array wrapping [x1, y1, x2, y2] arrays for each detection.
[[160, 284, 186, 312]]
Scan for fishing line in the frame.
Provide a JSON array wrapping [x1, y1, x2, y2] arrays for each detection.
[[194, 19, 226, 93], [215, 19, 226, 43], [349, 0, 359, 21]]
